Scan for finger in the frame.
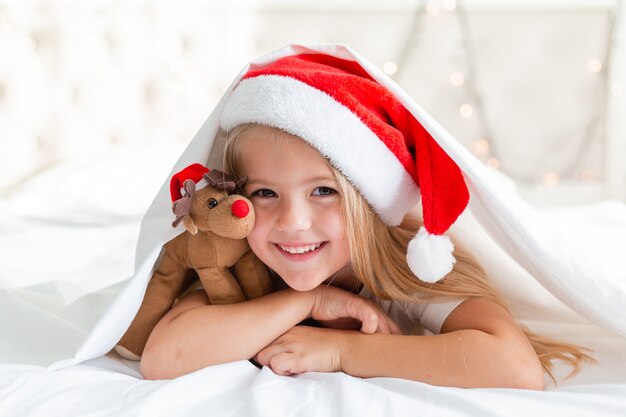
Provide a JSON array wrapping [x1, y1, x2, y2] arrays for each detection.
[[376, 318, 391, 334], [347, 300, 377, 334], [376, 309, 403, 335], [359, 311, 378, 334], [269, 352, 295, 376], [256, 343, 289, 367], [373, 311, 392, 334]]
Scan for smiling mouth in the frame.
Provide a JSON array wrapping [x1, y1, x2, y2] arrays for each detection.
[[274, 242, 327, 255]]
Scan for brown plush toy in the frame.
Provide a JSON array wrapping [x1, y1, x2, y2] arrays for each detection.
[[114, 164, 272, 361]]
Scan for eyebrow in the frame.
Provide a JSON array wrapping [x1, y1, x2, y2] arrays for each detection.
[[246, 176, 336, 187]]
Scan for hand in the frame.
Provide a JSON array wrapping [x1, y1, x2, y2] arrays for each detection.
[[253, 325, 349, 376], [310, 286, 402, 335]]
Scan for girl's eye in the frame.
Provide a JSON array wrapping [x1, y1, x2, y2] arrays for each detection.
[[312, 187, 336, 196], [251, 189, 277, 198]]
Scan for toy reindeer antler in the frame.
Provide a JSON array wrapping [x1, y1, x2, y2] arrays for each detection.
[[204, 170, 247, 193]]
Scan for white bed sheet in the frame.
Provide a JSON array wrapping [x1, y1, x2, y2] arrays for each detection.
[[2, 358, 626, 417], [1, 147, 626, 416]]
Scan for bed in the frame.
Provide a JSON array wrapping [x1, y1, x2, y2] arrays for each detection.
[[2, 44, 626, 416], [0, 145, 625, 417]]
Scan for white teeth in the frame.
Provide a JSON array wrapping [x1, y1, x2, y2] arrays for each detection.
[[278, 243, 323, 254]]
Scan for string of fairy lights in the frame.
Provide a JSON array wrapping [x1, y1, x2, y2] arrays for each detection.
[[381, 0, 623, 186]]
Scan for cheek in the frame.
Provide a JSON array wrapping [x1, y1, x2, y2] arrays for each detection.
[[246, 228, 263, 254], [246, 211, 272, 258], [321, 208, 347, 240], [316, 207, 351, 260]]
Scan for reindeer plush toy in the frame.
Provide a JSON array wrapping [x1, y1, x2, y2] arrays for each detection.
[[115, 163, 271, 360]]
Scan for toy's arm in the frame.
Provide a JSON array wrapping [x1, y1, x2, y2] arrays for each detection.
[[117, 249, 187, 358], [233, 250, 271, 299]]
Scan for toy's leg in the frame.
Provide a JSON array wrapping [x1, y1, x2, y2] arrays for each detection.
[[196, 267, 245, 304], [233, 250, 272, 299], [116, 250, 186, 359]]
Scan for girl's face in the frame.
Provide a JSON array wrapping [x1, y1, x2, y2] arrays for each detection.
[[236, 125, 352, 292]]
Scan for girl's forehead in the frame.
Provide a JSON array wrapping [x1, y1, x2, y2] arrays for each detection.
[[238, 125, 311, 155], [239, 125, 300, 147], [237, 126, 335, 179]]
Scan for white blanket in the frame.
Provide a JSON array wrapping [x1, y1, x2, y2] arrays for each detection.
[[2, 360, 626, 416], [2, 44, 626, 416]]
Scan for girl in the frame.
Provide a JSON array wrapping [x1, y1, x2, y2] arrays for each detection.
[[139, 52, 591, 388]]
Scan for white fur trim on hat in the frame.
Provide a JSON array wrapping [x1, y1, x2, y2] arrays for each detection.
[[220, 75, 421, 226], [407, 226, 456, 283]]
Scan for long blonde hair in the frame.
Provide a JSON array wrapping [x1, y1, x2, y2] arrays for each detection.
[[223, 123, 593, 383]]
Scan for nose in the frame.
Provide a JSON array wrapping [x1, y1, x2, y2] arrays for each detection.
[[276, 198, 312, 232], [231, 199, 250, 218]]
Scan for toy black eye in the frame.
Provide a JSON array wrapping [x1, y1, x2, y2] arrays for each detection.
[[208, 198, 218, 209]]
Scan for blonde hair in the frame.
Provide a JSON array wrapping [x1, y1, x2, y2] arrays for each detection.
[[223, 123, 594, 383]]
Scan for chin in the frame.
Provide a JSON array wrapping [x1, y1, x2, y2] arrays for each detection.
[[287, 282, 319, 292], [281, 274, 323, 292]]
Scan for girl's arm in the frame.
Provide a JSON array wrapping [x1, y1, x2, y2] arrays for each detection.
[[255, 298, 543, 389], [340, 298, 545, 389], [140, 286, 399, 380]]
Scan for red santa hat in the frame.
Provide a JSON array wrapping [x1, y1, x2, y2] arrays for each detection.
[[169, 163, 210, 202], [219, 53, 469, 283]]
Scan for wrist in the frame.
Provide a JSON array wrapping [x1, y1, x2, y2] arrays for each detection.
[[338, 330, 360, 374], [284, 287, 316, 320], [308, 286, 324, 320]]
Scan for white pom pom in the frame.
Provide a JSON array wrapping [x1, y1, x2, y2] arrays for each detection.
[[406, 226, 456, 283]]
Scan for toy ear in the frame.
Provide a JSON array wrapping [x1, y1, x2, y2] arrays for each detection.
[[183, 179, 197, 198], [172, 197, 192, 227], [183, 216, 198, 235]]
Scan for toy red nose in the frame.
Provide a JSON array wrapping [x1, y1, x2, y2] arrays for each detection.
[[231, 199, 250, 218]]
